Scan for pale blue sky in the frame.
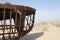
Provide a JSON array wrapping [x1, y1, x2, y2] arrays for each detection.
[[0, 0, 60, 22]]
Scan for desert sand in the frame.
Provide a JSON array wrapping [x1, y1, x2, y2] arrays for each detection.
[[21, 21, 60, 40]]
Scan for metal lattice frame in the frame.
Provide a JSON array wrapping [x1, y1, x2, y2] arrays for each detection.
[[0, 3, 36, 40]]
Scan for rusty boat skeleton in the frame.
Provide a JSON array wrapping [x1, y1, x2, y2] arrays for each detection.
[[0, 3, 36, 40]]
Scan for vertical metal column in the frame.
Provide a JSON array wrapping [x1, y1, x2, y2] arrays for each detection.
[[2, 8, 5, 40], [20, 10, 23, 40]]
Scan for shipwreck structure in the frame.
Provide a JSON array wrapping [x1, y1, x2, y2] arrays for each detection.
[[0, 3, 36, 40]]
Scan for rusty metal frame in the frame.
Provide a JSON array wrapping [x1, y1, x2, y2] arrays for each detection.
[[0, 3, 36, 40]]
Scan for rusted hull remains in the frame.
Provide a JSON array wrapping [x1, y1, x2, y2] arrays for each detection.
[[0, 3, 36, 40]]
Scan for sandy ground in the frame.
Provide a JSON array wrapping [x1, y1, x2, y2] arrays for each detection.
[[21, 22, 60, 40]]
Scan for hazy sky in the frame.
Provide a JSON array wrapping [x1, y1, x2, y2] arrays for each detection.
[[0, 0, 60, 22]]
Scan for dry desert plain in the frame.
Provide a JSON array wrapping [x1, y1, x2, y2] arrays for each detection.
[[21, 21, 60, 40]]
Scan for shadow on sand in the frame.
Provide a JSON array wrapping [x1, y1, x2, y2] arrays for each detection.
[[0, 32, 44, 40], [21, 32, 44, 40]]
